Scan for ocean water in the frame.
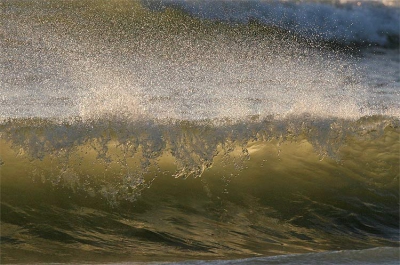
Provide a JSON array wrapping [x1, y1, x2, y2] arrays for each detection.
[[0, 0, 399, 264]]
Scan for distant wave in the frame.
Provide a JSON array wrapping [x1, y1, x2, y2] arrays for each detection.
[[143, 0, 400, 47]]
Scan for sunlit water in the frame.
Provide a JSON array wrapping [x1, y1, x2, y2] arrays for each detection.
[[1, 0, 399, 264]]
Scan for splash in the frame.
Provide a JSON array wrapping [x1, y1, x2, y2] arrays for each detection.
[[2, 0, 399, 122]]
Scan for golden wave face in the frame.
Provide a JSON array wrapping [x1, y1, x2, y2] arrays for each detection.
[[1, 116, 398, 202], [1, 116, 399, 263]]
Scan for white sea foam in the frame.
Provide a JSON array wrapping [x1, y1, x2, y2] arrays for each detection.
[[26, 247, 398, 264]]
